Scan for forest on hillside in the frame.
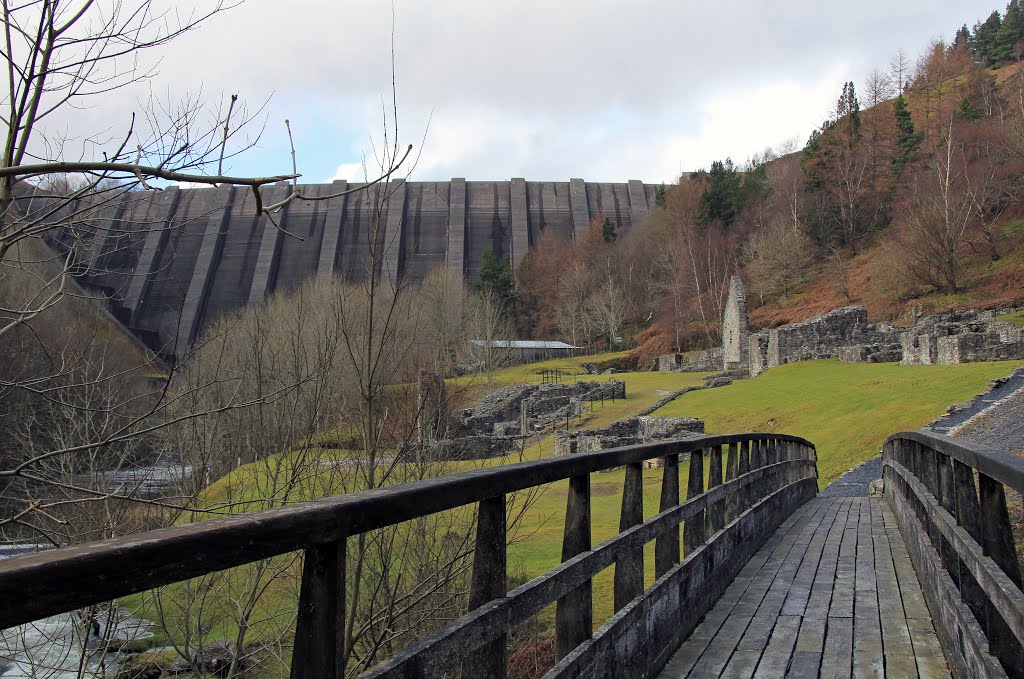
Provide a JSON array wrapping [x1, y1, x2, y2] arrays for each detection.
[[503, 2, 1024, 366]]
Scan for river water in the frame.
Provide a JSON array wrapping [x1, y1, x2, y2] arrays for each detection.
[[0, 460, 189, 678]]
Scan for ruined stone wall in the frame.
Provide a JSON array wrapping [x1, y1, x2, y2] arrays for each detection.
[[901, 309, 1024, 365], [747, 306, 900, 376], [653, 348, 722, 372]]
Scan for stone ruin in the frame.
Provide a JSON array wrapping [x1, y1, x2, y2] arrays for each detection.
[[652, 274, 746, 374], [748, 306, 903, 377], [652, 348, 723, 373], [654, 274, 1023, 380], [416, 379, 627, 461], [901, 309, 1024, 365], [554, 415, 705, 467]]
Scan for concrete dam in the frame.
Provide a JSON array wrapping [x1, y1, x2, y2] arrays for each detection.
[[34, 178, 659, 361]]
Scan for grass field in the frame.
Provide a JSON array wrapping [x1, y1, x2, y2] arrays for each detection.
[[652, 358, 1024, 485]]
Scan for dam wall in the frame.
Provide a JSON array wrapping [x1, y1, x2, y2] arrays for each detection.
[[27, 178, 657, 361]]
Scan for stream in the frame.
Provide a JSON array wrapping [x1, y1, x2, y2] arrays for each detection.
[[0, 460, 190, 678]]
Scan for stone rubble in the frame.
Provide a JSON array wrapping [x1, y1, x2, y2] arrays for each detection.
[[553, 415, 705, 467]]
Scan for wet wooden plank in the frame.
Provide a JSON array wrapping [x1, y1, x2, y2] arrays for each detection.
[[656, 496, 954, 679], [657, 503, 818, 677], [752, 615, 802, 678], [853, 500, 883, 679]]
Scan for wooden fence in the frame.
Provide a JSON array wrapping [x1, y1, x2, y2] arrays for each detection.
[[883, 430, 1024, 679], [0, 433, 818, 679]]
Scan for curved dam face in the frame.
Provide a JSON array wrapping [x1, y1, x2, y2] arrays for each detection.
[[31, 178, 658, 360]]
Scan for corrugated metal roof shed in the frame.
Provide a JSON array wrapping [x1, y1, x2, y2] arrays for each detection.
[[469, 340, 581, 350]]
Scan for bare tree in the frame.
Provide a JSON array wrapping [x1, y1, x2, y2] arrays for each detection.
[[864, 68, 895, 107], [889, 49, 912, 94], [467, 289, 514, 381], [900, 119, 974, 293]]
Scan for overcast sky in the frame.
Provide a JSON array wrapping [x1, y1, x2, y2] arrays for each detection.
[[58, 0, 1005, 184]]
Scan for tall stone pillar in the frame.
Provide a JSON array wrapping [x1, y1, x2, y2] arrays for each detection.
[[722, 275, 750, 371]]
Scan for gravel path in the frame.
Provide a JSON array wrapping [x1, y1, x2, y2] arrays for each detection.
[[952, 387, 1024, 454], [819, 456, 881, 496]]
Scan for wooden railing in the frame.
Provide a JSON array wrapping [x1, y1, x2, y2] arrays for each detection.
[[0, 433, 818, 679], [883, 430, 1024, 679]]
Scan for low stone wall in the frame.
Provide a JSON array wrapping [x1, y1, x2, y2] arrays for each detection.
[[653, 348, 723, 373], [553, 416, 704, 461], [425, 435, 526, 461]]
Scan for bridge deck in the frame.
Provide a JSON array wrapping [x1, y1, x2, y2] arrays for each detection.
[[658, 497, 951, 678]]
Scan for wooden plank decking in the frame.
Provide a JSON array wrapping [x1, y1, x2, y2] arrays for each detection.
[[658, 497, 951, 678]]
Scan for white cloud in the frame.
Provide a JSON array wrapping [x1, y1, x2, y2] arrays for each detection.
[[330, 162, 369, 182], [25, 0, 1001, 183], [658, 69, 848, 180]]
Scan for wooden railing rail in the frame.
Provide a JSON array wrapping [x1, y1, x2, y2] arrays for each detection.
[[883, 430, 1024, 679], [0, 432, 818, 679]]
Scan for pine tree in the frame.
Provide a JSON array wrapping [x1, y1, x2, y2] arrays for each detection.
[[971, 11, 1003, 66], [477, 248, 517, 308], [696, 158, 743, 226], [837, 82, 861, 145], [994, 0, 1024, 64], [655, 184, 667, 208], [953, 24, 971, 52], [892, 94, 922, 176], [601, 216, 617, 243], [958, 95, 984, 122]]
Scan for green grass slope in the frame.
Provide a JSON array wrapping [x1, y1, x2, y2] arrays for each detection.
[[652, 359, 1024, 485]]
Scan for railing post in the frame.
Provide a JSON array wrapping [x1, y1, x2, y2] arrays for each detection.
[[291, 540, 346, 679], [951, 460, 988, 644], [707, 445, 724, 534], [655, 450, 680, 578], [739, 440, 750, 476], [683, 449, 705, 555], [614, 462, 644, 612], [725, 442, 739, 523], [463, 494, 507, 679], [978, 473, 1024, 674], [556, 475, 592, 659]]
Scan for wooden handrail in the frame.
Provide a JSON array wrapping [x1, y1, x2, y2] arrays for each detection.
[[0, 432, 818, 679], [883, 430, 1024, 679]]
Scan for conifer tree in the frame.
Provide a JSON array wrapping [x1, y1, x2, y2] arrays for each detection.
[[655, 184, 667, 208], [994, 0, 1024, 64], [601, 216, 618, 243], [953, 24, 971, 52], [477, 248, 518, 309], [958, 96, 984, 122], [695, 158, 744, 226], [892, 94, 922, 176], [971, 11, 1003, 65]]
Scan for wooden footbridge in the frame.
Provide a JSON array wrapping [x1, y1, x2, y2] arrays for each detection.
[[1, 431, 1022, 678]]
